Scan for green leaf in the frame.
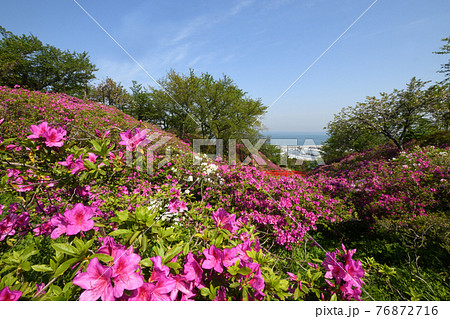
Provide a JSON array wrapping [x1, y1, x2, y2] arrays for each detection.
[[90, 140, 102, 153], [84, 159, 97, 170], [21, 261, 31, 271], [51, 243, 79, 256], [116, 210, 129, 222], [183, 242, 190, 255], [237, 266, 252, 276], [166, 262, 182, 270], [200, 287, 210, 297], [330, 293, 338, 301], [90, 254, 114, 263], [229, 282, 240, 288], [140, 258, 153, 267], [312, 271, 322, 282], [109, 229, 133, 237], [163, 245, 183, 264], [294, 287, 301, 299], [54, 258, 79, 277], [32, 264, 54, 272]]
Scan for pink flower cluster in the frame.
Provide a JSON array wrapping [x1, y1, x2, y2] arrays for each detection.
[[27, 121, 66, 147], [0, 212, 29, 241], [72, 209, 265, 301], [50, 203, 95, 239], [74, 237, 143, 301], [322, 244, 365, 300], [119, 128, 148, 152], [0, 286, 22, 301]]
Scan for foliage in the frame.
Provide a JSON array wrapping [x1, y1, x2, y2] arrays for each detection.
[[89, 77, 130, 111], [434, 36, 450, 83], [129, 69, 267, 142], [0, 26, 97, 97]]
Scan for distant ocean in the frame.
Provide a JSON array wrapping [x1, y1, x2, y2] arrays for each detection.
[[262, 131, 328, 146]]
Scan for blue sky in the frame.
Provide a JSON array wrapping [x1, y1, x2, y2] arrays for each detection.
[[2, 0, 450, 132]]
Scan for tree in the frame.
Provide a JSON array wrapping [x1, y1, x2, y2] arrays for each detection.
[[323, 78, 431, 161], [89, 77, 130, 111], [0, 26, 97, 96], [130, 70, 267, 142], [426, 83, 450, 132], [434, 36, 450, 83]]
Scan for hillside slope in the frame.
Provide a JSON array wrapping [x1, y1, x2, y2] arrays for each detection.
[[0, 86, 448, 301]]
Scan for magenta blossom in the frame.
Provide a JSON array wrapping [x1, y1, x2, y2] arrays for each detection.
[[223, 247, 239, 268], [43, 127, 66, 147], [129, 278, 176, 301], [119, 128, 148, 152], [170, 274, 195, 301], [73, 258, 115, 301], [97, 236, 125, 258], [28, 122, 49, 139], [0, 286, 22, 301], [111, 247, 144, 298], [212, 208, 238, 233], [183, 252, 204, 288], [149, 255, 170, 282], [202, 245, 224, 273], [49, 213, 68, 239], [64, 203, 95, 236]]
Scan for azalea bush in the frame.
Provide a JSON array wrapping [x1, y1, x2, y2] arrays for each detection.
[[1, 86, 448, 301], [0, 90, 365, 301]]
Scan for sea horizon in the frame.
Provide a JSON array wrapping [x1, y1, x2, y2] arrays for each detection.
[[262, 131, 328, 146]]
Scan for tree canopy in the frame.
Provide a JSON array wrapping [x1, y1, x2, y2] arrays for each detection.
[[322, 78, 450, 162], [434, 36, 450, 83], [0, 26, 97, 96], [129, 70, 268, 142], [89, 77, 130, 111]]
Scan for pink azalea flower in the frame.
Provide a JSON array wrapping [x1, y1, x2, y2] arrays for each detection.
[[212, 208, 238, 233], [35, 283, 45, 296], [43, 127, 66, 147], [170, 274, 195, 301], [149, 255, 170, 282], [64, 203, 95, 236], [149, 276, 177, 301], [178, 201, 188, 212], [111, 247, 144, 298], [287, 272, 298, 282], [49, 213, 68, 239], [0, 286, 22, 301], [245, 262, 265, 293], [202, 245, 224, 273], [97, 236, 125, 258], [0, 214, 18, 241], [88, 152, 98, 163], [223, 247, 239, 268], [28, 122, 49, 139], [128, 283, 154, 301], [119, 128, 148, 152], [343, 259, 365, 287], [183, 252, 204, 288], [58, 154, 75, 169], [73, 258, 115, 301], [129, 278, 176, 301], [168, 199, 179, 213], [70, 155, 86, 175], [322, 252, 346, 283]]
